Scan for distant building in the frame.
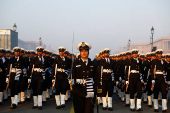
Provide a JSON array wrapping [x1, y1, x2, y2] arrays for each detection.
[[18, 39, 46, 51], [0, 29, 18, 49], [18, 39, 56, 52], [114, 36, 170, 54]]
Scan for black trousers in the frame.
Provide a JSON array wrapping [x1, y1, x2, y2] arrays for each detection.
[[9, 76, 20, 97], [31, 75, 43, 96], [55, 79, 67, 95], [102, 79, 113, 97], [129, 77, 142, 99], [154, 75, 167, 99], [0, 75, 5, 92], [20, 76, 28, 92], [73, 94, 94, 113], [145, 77, 153, 96]]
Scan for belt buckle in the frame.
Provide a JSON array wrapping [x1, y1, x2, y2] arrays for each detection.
[[61, 69, 63, 72], [38, 68, 41, 72]]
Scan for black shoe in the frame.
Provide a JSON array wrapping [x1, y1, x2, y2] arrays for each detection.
[[131, 109, 135, 111], [148, 105, 152, 108], [162, 110, 169, 112], [50, 95, 53, 98], [56, 106, 61, 109], [154, 109, 159, 112], [108, 107, 113, 111], [26, 98, 31, 101], [102, 107, 107, 110], [137, 108, 143, 111], [38, 106, 42, 110], [121, 100, 125, 102], [3, 99, 8, 101], [125, 104, 130, 107], [21, 101, 25, 104], [100, 103, 103, 105], [11, 104, 17, 109], [42, 101, 46, 103], [61, 104, 65, 108], [32, 106, 38, 109], [65, 100, 68, 103]]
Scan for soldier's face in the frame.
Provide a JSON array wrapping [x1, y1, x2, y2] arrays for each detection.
[[30, 53, 34, 58], [0, 52, 4, 57], [37, 51, 43, 56], [6, 53, 10, 57], [167, 58, 170, 62], [20, 52, 24, 56], [127, 55, 131, 59], [15, 51, 20, 57], [147, 56, 151, 60], [80, 49, 89, 58], [104, 53, 109, 57], [157, 54, 162, 59], [59, 51, 64, 57], [132, 53, 138, 58]]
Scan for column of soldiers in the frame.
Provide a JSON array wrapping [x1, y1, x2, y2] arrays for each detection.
[[94, 48, 170, 112], [0, 45, 170, 112]]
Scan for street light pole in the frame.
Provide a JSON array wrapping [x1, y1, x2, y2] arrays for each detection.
[[39, 37, 42, 46], [151, 26, 154, 52]]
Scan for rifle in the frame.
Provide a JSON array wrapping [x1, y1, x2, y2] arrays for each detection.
[[126, 65, 131, 92], [70, 32, 74, 91], [52, 64, 57, 90], [6, 64, 12, 90], [28, 64, 34, 89], [97, 66, 103, 94], [151, 65, 156, 91]]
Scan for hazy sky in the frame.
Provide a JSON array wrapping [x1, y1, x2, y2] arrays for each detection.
[[0, 0, 170, 58]]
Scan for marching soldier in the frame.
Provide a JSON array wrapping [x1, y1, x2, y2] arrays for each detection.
[[52, 47, 71, 109], [18, 48, 29, 104], [30, 46, 47, 110], [6, 47, 26, 109], [143, 52, 153, 107], [0, 48, 7, 104], [98, 48, 115, 111], [71, 42, 99, 113], [125, 49, 143, 111], [151, 49, 169, 112], [124, 51, 131, 107]]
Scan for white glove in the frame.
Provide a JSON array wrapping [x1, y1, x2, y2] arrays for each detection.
[[152, 80, 155, 84], [141, 80, 144, 83], [126, 81, 129, 84], [144, 82, 147, 85], [119, 77, 122, 81], [167, 81, 170, 85], [116, 81, 119, 85], [6, 78, 9, 83], [43, 76, 45, 80], [15, 76, 19, 81], [28, 79, 31, 83], [52, 79, 55, 83], [122, 80, 125, 82], [112, 77, 114, 81]]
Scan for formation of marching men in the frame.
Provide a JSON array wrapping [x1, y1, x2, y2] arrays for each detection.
[[0, 43, 170, 112]]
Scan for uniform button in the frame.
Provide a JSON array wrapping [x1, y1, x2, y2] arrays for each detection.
[[87, 76, 89, 77]]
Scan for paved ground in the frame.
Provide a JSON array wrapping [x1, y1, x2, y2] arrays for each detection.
[[0, 93, 170, 113]]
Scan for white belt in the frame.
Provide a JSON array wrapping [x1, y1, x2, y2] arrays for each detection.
[[76, 79, 86, 84], [103, 69, 112, 73], [155, 72, 163, 74], [57, 68, 65, 72], [11, 68, 16, 73], [131, 70, 139, 73], [34, 68, 43, 72]]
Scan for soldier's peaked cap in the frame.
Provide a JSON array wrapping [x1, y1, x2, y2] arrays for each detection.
[[36, 46, 44, 52], [58, 47, 66, 52], [13, 47, 21, 52], [77, 42, 91, 51]]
